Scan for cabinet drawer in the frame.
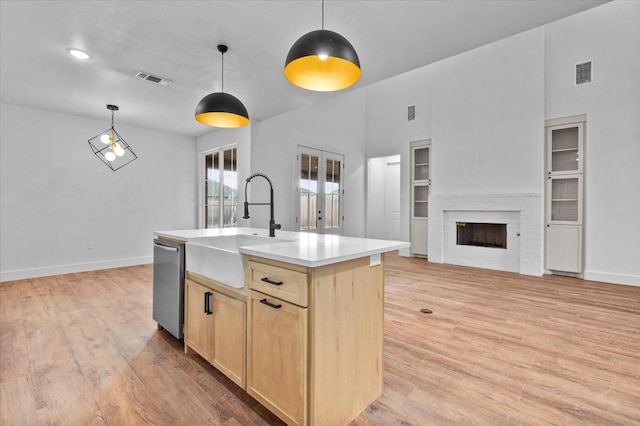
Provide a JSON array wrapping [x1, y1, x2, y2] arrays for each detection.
[[247, 261, 308, 307]]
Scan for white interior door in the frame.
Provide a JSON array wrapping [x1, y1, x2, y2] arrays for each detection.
[[385, 161, 401, 240], [297, 147, 344, 234]]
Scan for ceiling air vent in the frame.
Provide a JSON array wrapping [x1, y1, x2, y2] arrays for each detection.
[[574, 60, 593, 86], [407, 105, 416, 121], [135, 71, 172, 86]]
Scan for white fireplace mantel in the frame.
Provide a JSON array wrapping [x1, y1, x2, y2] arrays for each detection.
[[428, 193, 543, 276]]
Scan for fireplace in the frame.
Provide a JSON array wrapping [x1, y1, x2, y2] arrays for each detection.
[[456, 222, 507, 249], [429, 194, 543, 275]]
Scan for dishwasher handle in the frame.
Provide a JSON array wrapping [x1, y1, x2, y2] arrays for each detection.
[[154, 241, 179, 252]]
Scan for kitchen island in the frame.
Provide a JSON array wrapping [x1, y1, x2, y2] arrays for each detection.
[[154, 228, 408, 426]]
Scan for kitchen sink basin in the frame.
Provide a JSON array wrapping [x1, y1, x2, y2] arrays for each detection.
[[186, 234, 290, 288]]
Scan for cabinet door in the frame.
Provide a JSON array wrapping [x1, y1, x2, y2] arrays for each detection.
[[546, 175, 583, 225], [412, 146, 430, 182], [546, 225, 582, 273], [184, 279, 213, 361], [546, 123, 583, 175], [211, 292, 246, 389], [412, 184, 429, 219], [247, 291, 307, 426], [411, 219, 428, 256]]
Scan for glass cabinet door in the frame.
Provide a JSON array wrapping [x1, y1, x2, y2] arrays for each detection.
[[413, 184, 429, 218], [547, 175, 583, 224], [413, 147, 430, 182], [547, 123, 583, 174]]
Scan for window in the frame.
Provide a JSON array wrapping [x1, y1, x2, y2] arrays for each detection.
[[204, 146, 237, 228]]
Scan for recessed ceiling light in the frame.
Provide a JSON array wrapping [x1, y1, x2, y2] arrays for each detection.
[[66, 48, 91, 60]]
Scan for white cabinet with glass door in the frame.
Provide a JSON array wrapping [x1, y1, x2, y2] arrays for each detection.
[[545, 117, 585, 274], [411, 140, 431, 257], [296, 147, 344, 235]]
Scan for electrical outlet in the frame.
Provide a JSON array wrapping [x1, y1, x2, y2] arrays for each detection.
[[87, 242, 94, 250]]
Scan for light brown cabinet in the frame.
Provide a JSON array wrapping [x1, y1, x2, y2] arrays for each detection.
[[246, 256, 385, 426], [184, 279, 212, 358], [185, 253, 386, 425], [184, 276, 246, 389], [248, 290, 308, 426]]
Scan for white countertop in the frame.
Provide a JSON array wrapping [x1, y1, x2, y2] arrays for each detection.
[[154, 227, 409, 268]]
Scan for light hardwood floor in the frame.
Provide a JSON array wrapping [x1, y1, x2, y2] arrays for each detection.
[[1, 253, 639, 425]]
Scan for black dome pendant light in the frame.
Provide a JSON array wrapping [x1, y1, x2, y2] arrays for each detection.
[[284, 0, 360, 91], [195, 44, 249, 128]]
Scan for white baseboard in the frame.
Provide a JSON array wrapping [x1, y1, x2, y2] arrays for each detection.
[[584, 270, 639, 287], [0, 256, 153, 282]]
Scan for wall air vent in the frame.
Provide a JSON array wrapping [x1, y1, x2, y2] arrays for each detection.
[[135, 71, 172, 86], [574, 60, 593, 86], [408, 105, 416, 121]]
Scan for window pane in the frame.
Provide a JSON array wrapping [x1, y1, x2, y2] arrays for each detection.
[[300, 153, 318, 230], [551, 177, 579, 221], [551, 127, 579, 173], [414, 185, 428, 218], [414, 147, 429, 180], [205, 153, 220, 229], [222, 148, 237, 227], [325, 159, 341, 229]]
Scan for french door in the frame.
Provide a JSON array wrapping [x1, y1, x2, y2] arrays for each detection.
[[203, 146, 237, 228], [296, 147, 344, 234]]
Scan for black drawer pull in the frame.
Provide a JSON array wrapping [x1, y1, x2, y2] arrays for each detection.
[[261, 277, 283, 286], [260, 298, 282, 309], [204, 291, 213, 315]]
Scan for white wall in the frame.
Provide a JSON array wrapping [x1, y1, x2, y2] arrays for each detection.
[[0, 103, 197, 281], [427, 28, 545, 274], [430, 28, 545, 197], [544, 1, 640, 285], [360, 1, 638, 284], [365, 66, 433, 247], [363, 28, 545, 267], [249, 91, 367, 237]]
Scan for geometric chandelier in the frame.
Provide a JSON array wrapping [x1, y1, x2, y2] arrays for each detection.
[[88, 104, 137, 171]]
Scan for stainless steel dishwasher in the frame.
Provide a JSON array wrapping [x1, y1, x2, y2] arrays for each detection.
[[153, 238, 185, 339]]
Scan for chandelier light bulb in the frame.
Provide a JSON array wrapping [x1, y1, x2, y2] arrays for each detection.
[[105, 151, 116, 162], [114, 143, 125, 157], [100, 134, 112, 144], [318, 53, 329, 61]]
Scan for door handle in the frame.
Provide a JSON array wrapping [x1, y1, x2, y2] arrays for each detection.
[[153, 242, 178, 252], [260, 298, 282, 309], [204, 291, 213, 315], [261, 277, 283, 286]]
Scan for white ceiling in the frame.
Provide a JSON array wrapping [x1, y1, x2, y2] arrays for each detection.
[[0, 0, 608, 138]]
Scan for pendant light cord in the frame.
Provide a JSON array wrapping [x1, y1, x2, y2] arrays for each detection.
[[321, 0, 325, 30], [111, 110, 114, 129], [220, 50, 224, 92]]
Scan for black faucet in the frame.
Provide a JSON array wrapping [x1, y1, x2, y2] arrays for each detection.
[[243, 173, 281, 237]]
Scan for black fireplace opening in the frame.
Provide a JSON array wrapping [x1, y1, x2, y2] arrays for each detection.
[[456, 222, 507, 249]]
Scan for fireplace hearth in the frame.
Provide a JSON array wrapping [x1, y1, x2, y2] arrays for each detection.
[[456, 222, 507, 249]]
